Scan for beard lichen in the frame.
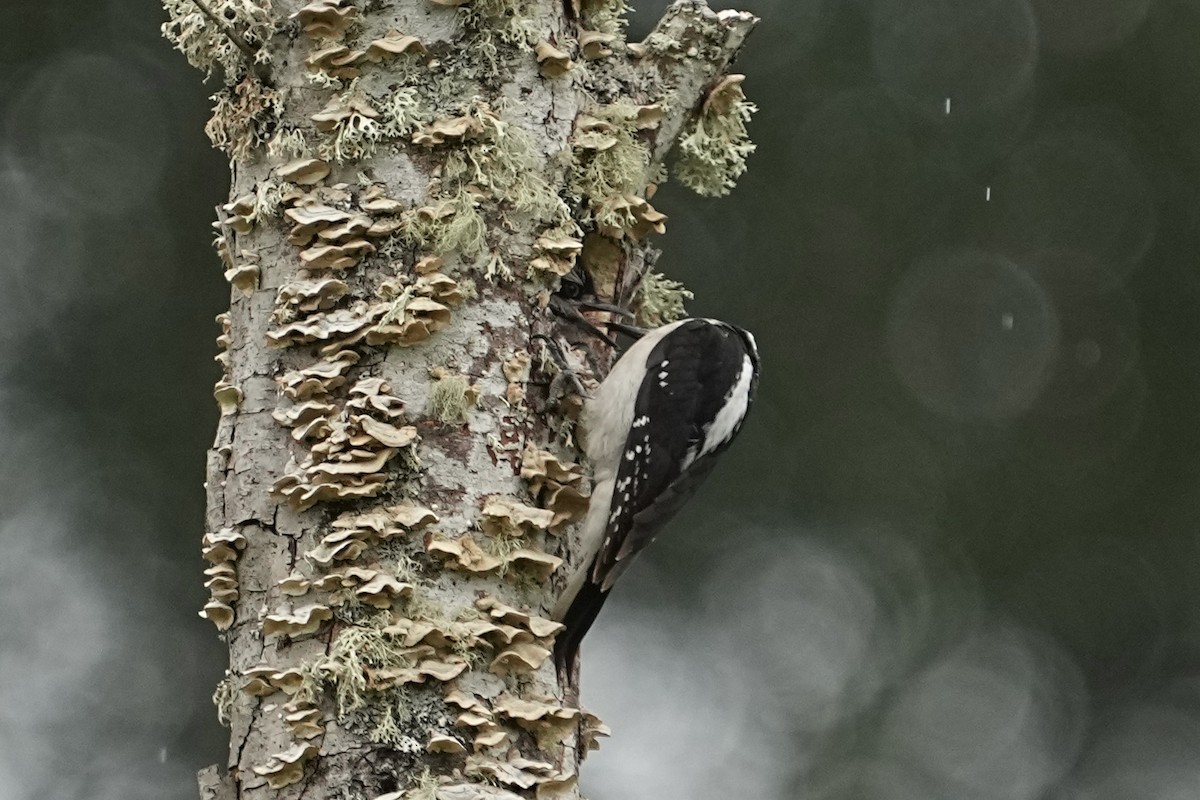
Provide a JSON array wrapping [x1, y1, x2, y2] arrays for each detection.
[[294, 613, 418, 744], [405, 188, 489, 258], [427, 368, 476, 424], [406, 100, 573, 261]]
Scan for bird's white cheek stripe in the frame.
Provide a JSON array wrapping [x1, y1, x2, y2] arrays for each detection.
[[700, 355, 753, 457]]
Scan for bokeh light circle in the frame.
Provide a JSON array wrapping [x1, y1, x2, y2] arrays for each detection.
[[887, 250, 1059, 419]]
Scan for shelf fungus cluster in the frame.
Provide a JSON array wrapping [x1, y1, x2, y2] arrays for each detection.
[[200, 527, 248, 631], [425, 494, 564, 579], [228, 502, 445, 787], [444, 683, 609, 795], [252, 742, 321, 789], [272, 376, 419, 510], [520, 445, 589, 528], [270, 587, 575, 752], [307, 502, 439, 567], [234, 664, 329, 788]]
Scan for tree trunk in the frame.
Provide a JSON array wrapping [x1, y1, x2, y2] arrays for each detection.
[[163, 1, 756, 798]]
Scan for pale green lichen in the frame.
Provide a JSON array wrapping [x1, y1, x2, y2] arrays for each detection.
[[484, 251, 515, 282], [380, 86, 429, 140], [406, 768, 440, 800], [579, 0, 629, 35], [326, 118, 383, 163], [211, 674, 238, 727], [205, 77, 282, 160], [253, 180, 292, 219], [161, 0, 275, 79], [294, 614, 427, 745], [408, 101, 571, 260], [570, 103, 652, 223], [405, 189, 488, 258], [477, 531, 521, 573], [635, 271, 693, 327], [367, 697, 413, 747], [444, 101, 571, 225], [378, 285, 415, 327], [427, 371, 475, 424], [267, 127, 309, 160], [643, 31, 683, 58], [675, 84, 758, 197], [459, 0, 539, 75]]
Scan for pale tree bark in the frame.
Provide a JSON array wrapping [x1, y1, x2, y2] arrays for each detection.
[[163, 1, 757, 798]]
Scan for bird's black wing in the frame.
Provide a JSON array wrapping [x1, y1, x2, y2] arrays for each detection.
[[590, 320, 754, 591]]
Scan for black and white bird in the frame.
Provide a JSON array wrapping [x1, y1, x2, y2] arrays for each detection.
[[552, 318, 760, 683]]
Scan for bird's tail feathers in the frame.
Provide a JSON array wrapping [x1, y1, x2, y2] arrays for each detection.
[[553, 580, 610, 689]]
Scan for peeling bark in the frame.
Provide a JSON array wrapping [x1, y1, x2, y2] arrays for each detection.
[[165, 1, 756, 798]]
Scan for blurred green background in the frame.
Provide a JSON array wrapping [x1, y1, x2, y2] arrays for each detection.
[[4, 0, 1200, 798]]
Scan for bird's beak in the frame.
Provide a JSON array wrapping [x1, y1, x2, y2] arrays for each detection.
[[549, 295, 619, 347], [575, 300, 634, 318]]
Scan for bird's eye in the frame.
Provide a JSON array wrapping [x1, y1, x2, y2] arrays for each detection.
[[558, 278, 584, 301]]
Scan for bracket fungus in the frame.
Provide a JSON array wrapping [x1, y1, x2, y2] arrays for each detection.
[[534, 41, 574, 78], [475, 597, 564, 639], [213, 379, 244, 416], [251, 742, 320, 789], [221, 193, 258, 234], [199, 600, 236, 631], [520, 445, 589, 527], [489, 641, 552, 675], [595, 194, 667, 240], [199, 530, 247, 631], [223, 263, 260, 296], [501, 349, 534, 406], [425, 534, 503, 574], [363, 31, 428, 61], [278, 157, 331, 185], [291, 0, 357, 40], [305, 44, 363, 80], [491, 694, 581, 740], [277, 349, 358, 400], [202, 528, 248, 563], [283, 703, 325, 739], [240, 665, 280, 696], [579, 30, 617, 60], [529, 233, 583, 278], [263, 604, 334, 638], [501, 548, 562, 578], [272, 376, 418, 511], [480, 496, 555, 537], [427, 734, 468, 755]]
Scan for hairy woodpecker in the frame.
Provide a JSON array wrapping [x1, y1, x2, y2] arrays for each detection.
[[552, 317, 760, 682]]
